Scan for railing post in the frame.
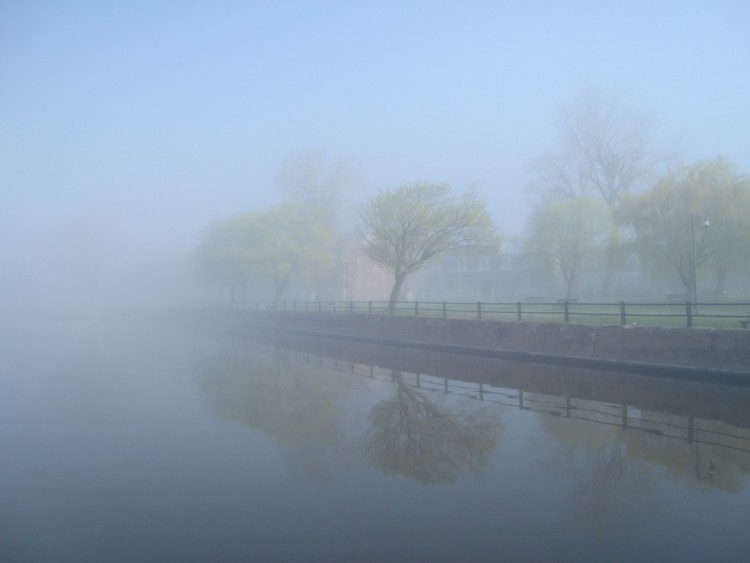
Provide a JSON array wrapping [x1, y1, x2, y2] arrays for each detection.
[[442, 301, 447, 319], [620, 301, 626, 326], [517, 301, 522, 322], [414, 301, 419, 317], [368, 300, 372, 315], [477, 301, 482, 320], [686, 300, 693, 328], [564, 300, 570, 323], [293, 301, 297, 311], [332, 301, 336, 313]]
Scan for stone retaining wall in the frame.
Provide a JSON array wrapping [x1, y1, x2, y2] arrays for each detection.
[[219, 311, 750, 374]]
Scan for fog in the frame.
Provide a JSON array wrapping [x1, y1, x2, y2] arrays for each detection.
[[1, 1, 748, 313]]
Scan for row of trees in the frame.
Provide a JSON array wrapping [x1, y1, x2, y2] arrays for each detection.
[[190, 203, 335, 306], [192, 182, 499, 309], [620, 159, 750, 297], [192, 93, 749, 307], [525, 91, 750, 300], [527, 157, 750, 300]]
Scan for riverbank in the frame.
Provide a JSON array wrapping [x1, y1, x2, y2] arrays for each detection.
[[190, 309, 750, 383]]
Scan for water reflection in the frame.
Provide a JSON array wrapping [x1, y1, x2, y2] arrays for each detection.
[[196, 329, 750, 496], [364, 368, 502, 483], [195, 338, 503, 484], [195, 342, 354, 484], [191, 330, 750, 559], [4, 321, 750, 560], [535, 400, 656, 538]]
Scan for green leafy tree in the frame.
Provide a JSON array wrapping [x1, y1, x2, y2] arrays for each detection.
[[190, 213, 259, 306], [525, 197, 612, 300], [617, 157, 750, 297], [191, 202, 335, 305], [257, 202, 336, 303], [358, 183, 498, 310]]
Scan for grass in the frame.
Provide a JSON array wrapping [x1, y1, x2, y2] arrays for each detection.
[[376, 300, 750, 329]]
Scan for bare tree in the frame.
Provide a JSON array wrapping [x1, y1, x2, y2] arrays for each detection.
[[530, 89, 672, 207], [275, 147, 361, 225]]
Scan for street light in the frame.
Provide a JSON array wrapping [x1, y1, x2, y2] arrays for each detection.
[[690, 213, 710, 313]]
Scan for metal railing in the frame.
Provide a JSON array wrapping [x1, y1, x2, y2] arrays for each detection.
[[243, 299, 750, 329]]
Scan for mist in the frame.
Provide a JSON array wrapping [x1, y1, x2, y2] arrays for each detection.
[[1, 1, 748, 314]]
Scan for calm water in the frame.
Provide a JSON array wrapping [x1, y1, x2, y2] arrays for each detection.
[[2, 318, 750, 562]]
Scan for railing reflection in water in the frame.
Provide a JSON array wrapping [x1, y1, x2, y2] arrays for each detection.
[[277, 345, 750, 458]]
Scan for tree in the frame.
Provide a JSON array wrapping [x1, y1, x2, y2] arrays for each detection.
[[256, 202, 336, 303], [530, 89, 670, 207], [617, 157, 750, 297], [529, 90, 673, 297], [358, 183, 498, 310], [275, 147, 361, 225], [190, 213, 258, 306], [525, 197, 612, 300], [191, 202, 335, 306]]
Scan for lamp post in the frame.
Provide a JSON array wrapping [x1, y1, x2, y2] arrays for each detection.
[[690, 213, 710, 313]]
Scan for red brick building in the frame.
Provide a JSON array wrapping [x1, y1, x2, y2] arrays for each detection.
[[341, 246, 393, 301]]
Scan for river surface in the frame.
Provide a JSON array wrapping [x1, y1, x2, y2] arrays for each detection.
[[2, 318, 750, 562]]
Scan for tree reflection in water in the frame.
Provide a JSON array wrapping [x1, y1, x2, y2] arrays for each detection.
[[534, 395, 750, 539], [537, 407, 656, 539], [364, 368, 503, 484], [196, 340, 504, 484], [195, 342, 352, 483]]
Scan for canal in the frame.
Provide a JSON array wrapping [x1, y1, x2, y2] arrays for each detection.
[[2, 317, 749, 561]]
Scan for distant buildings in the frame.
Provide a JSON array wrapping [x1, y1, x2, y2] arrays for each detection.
[[413, 252, 549, 301]]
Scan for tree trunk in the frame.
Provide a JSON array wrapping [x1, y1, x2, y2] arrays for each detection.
[[675, 259, 691, 297], [565, 279, 574, 301], [563, 269, 575, 301], [601, 252, 614, 298], [388, 273, 406, 312], [274, 275, 290, 307]]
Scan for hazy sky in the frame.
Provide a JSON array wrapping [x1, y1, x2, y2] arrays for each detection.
[[1, 1, 748, 306]]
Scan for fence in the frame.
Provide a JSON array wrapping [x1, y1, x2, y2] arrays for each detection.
[[246, 299, 750, 329]]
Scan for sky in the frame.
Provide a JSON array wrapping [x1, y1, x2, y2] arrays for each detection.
[[1, 0, 748, 308]]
